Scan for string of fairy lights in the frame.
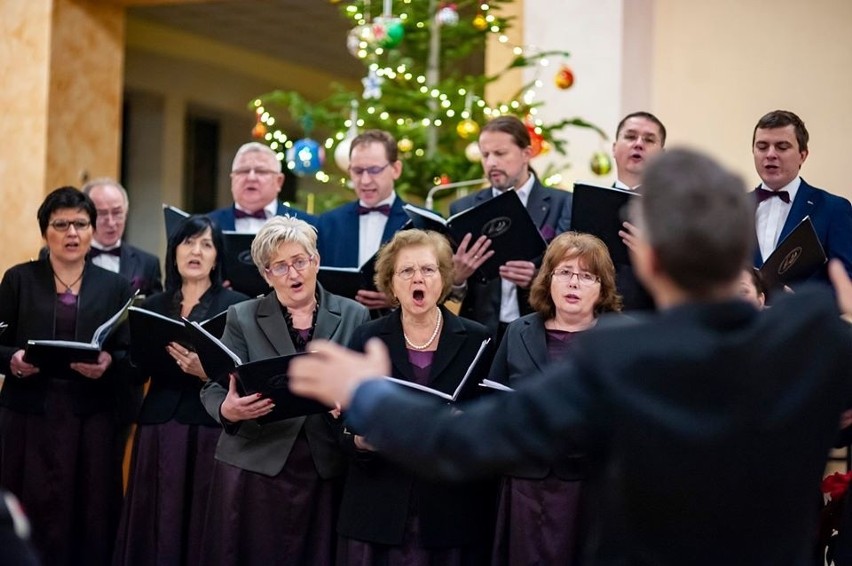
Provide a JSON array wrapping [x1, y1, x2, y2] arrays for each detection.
[[250, 1, 580, 185]]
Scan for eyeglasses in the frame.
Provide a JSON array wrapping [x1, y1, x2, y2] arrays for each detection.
[[96, 209, 126, 222], [232, 167, 278, 177], [349, 163, 391, 177], [395, 265, 440, 280], [49, 219, 92, 232], [265, 255, 315, 277], [552, 269, 599, 285]]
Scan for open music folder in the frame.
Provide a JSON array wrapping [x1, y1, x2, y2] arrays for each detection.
[[570, 183, 640, 267], [759, 216, 827, 289]]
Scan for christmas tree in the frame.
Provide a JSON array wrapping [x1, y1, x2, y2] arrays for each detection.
[[251, 0, 605, 212]]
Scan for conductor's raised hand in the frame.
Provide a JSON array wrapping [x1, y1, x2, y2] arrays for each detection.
[[220, 373, 275, 422], [289, 338, 391, 409]]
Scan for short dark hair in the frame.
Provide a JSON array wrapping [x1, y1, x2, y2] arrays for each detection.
[[37, 186, 96, 236], [752, 110, 809, 152], [350, 130, 399, 163], [481, 115, 531, 149], [164, 215, 225, 292], [615, 111, 667, 147], [632, 148, 754, 296]]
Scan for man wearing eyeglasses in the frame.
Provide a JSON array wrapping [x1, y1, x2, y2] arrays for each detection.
[[316, 130, 412, 311], [83, 178, 162, 297], [208, 142, 316, 234]]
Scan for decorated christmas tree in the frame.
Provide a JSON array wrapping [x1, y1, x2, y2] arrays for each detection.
[[251, 0, 606, 212]]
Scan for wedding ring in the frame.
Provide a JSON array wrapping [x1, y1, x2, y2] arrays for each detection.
[[16, 370, 23, 378]]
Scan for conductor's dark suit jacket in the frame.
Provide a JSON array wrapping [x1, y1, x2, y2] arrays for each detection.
[[337, 307, 497, 548], [200, 285, 370, 478], [0, 260, 134, 416], [347, 287, 852, 564], [450, 179, 572, 335]]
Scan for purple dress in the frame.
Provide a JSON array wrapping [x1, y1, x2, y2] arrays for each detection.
[[491, 329, 586, 566], [0, 292, 121, 566], [113, 288, 247, 566]]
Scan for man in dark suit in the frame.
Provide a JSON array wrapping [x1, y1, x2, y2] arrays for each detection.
[[316, 130, 411, 311], [83, 178, 162, 297], [752, 110, 852, 283], [449, 115, 572, 338], [290, 148, 852, 564], [610, 111, 667, 310], [207, 141, 316, 232]]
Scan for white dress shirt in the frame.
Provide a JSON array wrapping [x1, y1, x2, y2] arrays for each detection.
[[90, 240, 122, 273], [496, 175, 535, 324], [756, 177, 800, 261], [358, 193, 396, 267], [234, 200, 279, 234]]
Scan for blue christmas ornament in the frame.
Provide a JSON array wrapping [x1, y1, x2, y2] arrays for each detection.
[[287, 138, 325, 177]]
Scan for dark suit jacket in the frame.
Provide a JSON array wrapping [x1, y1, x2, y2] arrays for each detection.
[[450, 179, 572, 335], [488, 312, 587, 480], [753, 178, 852, 283], [316, 197, 410, 268], [206, 202, 317, 232], [347, 288, 852, 564], [337, 307, 496, 547], [200, 285, 370, 478], [135, 286, 249, 426], [0, 260, 134, 416]]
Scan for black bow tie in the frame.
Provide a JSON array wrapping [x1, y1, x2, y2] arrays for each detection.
[[234, 208, 267, 220], [755, 187, 791, 204], [90, 247, 121, 258], [357, 204, 391, 216]]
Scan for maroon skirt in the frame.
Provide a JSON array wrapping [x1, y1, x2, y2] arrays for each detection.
[[491, 475, 585, 566], [198, 430, 339, 566], [112, 419, 220, 566], [0, 382, 122, 566]]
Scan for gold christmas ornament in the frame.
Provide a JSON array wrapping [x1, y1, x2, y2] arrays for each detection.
[[590, 151, 613, 176], [456, 118, 480, 140], [397, 137, 414, 153]]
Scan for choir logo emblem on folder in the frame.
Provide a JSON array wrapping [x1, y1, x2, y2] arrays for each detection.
[[483, 217, 512, 238], [778, 247, 802, 275]]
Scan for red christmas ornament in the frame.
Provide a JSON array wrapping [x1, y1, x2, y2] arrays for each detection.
[[525, 118, 545, 157], [439, 174, 451, 185], [554, 65, 575, 90]]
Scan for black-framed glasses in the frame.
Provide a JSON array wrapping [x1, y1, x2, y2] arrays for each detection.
[[49, 219, 92, 232], [395, 265, 439, 280], [349, 163, 391, 177], [265, 255, 315, 277], [552, 268, 599, 285], [232, 167, 278, 177]]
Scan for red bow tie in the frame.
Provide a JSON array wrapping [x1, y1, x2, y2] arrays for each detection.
[[90, 247, 121, 258], [234, 208, 267, 220], [755, 187, 790, 204], [357, 204, 391, 216]]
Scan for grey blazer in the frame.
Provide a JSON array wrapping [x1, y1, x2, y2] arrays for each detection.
[[200, 285, 370, 477]]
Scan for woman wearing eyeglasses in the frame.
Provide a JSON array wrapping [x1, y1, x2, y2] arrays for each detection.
[[336, 229, 496, 565], [113, 215, 249, 566], [488, 231, 622, 566], [199, 216, 370, 566], [0, 187, 134, 565]]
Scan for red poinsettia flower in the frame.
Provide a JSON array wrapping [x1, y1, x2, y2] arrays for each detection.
[[821, 471, 852, 501]]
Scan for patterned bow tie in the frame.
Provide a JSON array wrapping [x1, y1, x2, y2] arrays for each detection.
[[755, 187, 790, 204], [90, 247, 121, 258], [357, 204, 391, 216], [234, 208, 267, 220]]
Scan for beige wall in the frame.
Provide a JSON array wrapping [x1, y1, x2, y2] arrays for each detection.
[[652, 0, 852, 197]]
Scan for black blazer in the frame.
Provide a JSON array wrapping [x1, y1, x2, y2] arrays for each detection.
[[337, 307, 497, 548], [450, 178, 572, 335], [135, 286, 249, 426], [488, 312, 587, 480], [347, 287, 852, 564], [117, 243, 163, 297], [0, 260, 134, 415]]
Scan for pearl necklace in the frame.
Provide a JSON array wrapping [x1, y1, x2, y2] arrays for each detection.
[[403, 308, 443, 350]]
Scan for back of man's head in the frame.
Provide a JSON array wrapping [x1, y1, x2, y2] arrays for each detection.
[[636, 148, 754, 296]]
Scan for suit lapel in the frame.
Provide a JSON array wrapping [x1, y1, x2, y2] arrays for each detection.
[[255, 293, 297, 356], [429, 307, 464, 383], [118, 245, 136, 282], [380, 311, 415, 381], [381, 197, 409, 243], [525, 181, 550, 228], [314, 287, 343, 341], [519, 316, 549, 373], [778, 180, 816, 242]]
